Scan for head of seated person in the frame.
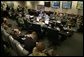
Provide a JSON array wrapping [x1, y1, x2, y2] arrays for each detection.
[[3, 17, 12, 27], [3, 17, 8, 24], [2, 17, 9, 30], [18, 13, 22, 17], [12, 29, 21, 37], [36, 42, 45, 52], [25, 31, 38, 42], [32, 41, 47, 56]]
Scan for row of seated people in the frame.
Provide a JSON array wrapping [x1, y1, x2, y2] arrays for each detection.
[[1, 17, 58, 56], [1, 27, 58, 56], [1, 14, 72, 42], [1, 3, 83, 20], [23, 18, 73, 45], [1, 3, 83, 33], [2, 28, 59, 56], [11, 8, 83, 32], [1, 17, 12, 30], [1, 26, 29, 56], [1, 17, 37, 55], [1, 16, 74, 45]]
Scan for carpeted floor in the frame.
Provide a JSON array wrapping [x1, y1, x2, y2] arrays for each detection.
[[55, 32, 83, 56]]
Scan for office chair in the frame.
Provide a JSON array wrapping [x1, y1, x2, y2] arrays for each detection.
[[31, 24, 42, 39], [10, 37, 29, 56], [1, 27, 10, 44], [46, 28, 59, 45]]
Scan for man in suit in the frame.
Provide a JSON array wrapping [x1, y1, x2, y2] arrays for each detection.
[[23, 31, 38, 54]]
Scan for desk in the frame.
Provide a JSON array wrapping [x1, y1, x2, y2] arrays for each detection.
[[23, 15, 73, 42]]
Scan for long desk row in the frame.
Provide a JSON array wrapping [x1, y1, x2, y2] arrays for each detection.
[[23, 18, 73, 43]]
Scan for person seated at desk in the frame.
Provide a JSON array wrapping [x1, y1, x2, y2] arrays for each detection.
[[43, 13, 50, 21], [50, 13, 55, 19], [31, 42, 47, 56], [17, 5, 22, 13], [36, 16, 42, 22], [43, 13, 50, 25], [10, 29, 24, 44], [66, 19, 72, 31], [25, 14, 30, 19], [10, 29, 38, 53], [24, 31, 38, 54], [25, 31, 38, 42], [36, 11, 43, 22], [1, 17, 12, 30], [56, 13, 63, 22], [36, 19, 45, 27], [24, 6, 28, 14], [17, 13, 25, 28], [38, 11, 43, 17], [76, 17, 82, 30], [1, 18, 8, 29]]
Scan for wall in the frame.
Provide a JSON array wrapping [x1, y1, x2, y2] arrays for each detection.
[[43, 1, 80, 15], [34, 1, 83, 15], [2, 1, 83, 16]]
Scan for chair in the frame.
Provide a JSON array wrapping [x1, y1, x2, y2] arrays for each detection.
[[58, 31, 68, 42], [1, 26, 29, 56], [10, 38, 29, 56], [1, 27, 10, 43], [31, 24, 42, 38], [41, 27, 49, 37], [46, 28, 59, 45]]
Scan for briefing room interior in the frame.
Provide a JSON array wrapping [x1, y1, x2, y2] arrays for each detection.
[[1, 1, 83, 56]]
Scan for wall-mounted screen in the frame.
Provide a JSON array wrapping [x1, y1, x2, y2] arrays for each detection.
[[62, 1, 72, 9], [51, 1, 60, 8], [76, 1, 83, 9], [44, 2, 50, 7]]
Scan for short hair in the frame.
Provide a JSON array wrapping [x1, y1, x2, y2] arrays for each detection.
[[36, 42, 45, 52], [32, 31, 37, 35]]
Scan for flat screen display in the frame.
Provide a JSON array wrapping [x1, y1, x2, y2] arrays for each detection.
[[51, 1, 60, 8], [62, 1, 72, 9], [44, 2, 50, 7]]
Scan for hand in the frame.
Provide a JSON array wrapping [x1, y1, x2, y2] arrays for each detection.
[[36, 42, 38, 45]]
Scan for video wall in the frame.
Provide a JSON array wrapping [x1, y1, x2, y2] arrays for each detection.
[[44, 1, 83, 9]]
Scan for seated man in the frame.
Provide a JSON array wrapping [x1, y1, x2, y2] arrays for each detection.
[[10, 29, 38, 54], [17, 14, 25, 28], [30, 41, 57, 56], [24, 31, 38, 52], [1, 18, 8, 29], [25, 31, 38, 42], [10, 29, 24, 44], [43, 13, 50, 24], [37, 19, 45, 27], [1, 17, 12, 30], [31, 42, 47, 56]]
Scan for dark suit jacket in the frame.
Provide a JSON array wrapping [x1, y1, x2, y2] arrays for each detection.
[[23, 37, 36, 53], [10, 33, 24, 44]]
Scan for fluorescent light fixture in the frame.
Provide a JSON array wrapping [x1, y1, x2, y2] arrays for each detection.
[[39, 1, 44, 5]]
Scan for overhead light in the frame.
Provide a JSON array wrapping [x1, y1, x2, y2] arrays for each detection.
[[39, 1, 44, 5], [26, 1, 31, 6]]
